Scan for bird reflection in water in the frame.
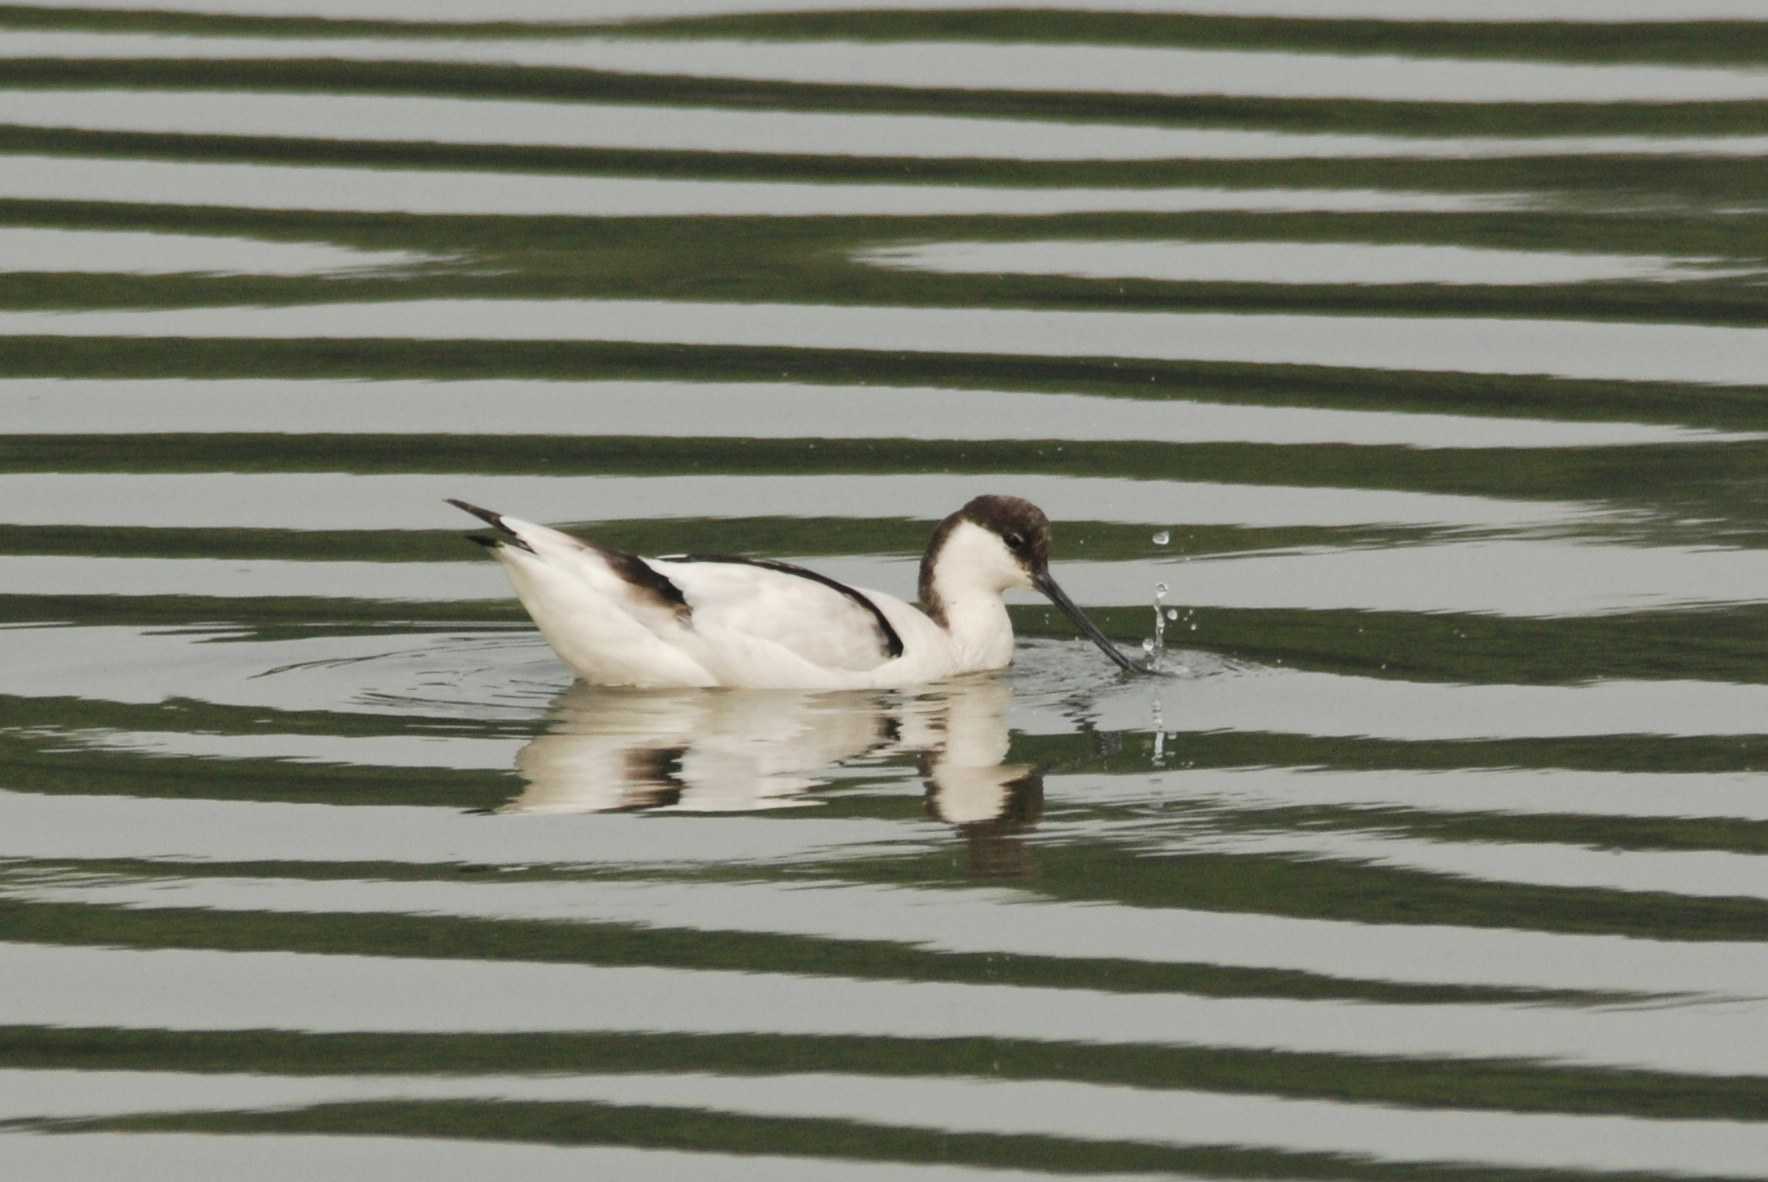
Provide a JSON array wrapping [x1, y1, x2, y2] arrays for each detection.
[[506, 676, 1041, 876], [909, 678, 1042, 879]]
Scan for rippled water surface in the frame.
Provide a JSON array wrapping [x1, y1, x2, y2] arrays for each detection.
[[3, 2, 1767, 1178]]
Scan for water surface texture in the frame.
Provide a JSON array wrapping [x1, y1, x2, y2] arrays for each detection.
[[2, 2, 1767, 1179]]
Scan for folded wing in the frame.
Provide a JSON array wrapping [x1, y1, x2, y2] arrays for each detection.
[[652, 556, 903, 675]]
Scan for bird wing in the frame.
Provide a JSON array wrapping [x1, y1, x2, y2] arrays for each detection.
[[650, 557, 904, 674], [447, 500, 903, 682]]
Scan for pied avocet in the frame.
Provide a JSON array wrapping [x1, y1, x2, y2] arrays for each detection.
[[449, 494, 1140, 688]]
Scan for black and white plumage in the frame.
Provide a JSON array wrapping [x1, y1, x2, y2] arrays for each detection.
[[449, 494, 1139, 689]]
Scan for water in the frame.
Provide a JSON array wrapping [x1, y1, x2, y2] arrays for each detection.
[[3, 3, 1767, 1178], [1145, 582, 1168, 671]]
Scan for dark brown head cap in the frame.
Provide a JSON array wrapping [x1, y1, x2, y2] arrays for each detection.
[[919, 495, 1053, 624], [959, 495, 1051, 570]]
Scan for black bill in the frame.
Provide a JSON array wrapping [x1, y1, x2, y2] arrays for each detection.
[[1033, 571, 1144, 674]]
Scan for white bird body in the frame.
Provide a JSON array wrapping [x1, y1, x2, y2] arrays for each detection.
[[450, 495, 1136, 689]]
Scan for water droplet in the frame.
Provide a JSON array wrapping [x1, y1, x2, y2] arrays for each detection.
[[1154, 582, 1168, 599], [1188, 622, 1198, 631], [1142, 638, 1156, 656], [1151, 530, 1170, 546], [1165, 608, 1178, 621]]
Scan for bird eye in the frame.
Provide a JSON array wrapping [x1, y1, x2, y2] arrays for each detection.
[[1004, 532, 1026, 550]]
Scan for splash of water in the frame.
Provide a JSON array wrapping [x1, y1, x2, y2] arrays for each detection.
[[1145, 582, 1170, 672], [1151, 694, 1166, 766]]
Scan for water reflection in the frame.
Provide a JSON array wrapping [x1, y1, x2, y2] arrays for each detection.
[[0, 155, 1510, 217], [16, 32, 1768, 103], [8, 378, 1730, 446], [511, 677, 1042, 875], [510, 683, 894, 814], [912, 679, 1043, 879], [0, 227, 437, 277], [863, 239, 1745, 286], [0, 471, 1578, 530], [15, 296, 1767, 384], [22, 89, 1768, 161]]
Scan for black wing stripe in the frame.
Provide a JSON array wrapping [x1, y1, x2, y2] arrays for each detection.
[[606, 550, 691, 619], [669, 555, 905, 660]]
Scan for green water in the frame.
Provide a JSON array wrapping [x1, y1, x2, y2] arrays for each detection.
[[2, 3, 1767, 1178]]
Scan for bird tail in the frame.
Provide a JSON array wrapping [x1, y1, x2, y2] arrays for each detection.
[[446, 498, 537, 553]]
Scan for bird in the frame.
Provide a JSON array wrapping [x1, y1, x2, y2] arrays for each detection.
[[447, 493, 1142, 689]]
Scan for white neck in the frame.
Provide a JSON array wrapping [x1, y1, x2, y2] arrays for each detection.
[[926, 521, 1021, 671], [938, 588, 1015, 671]]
